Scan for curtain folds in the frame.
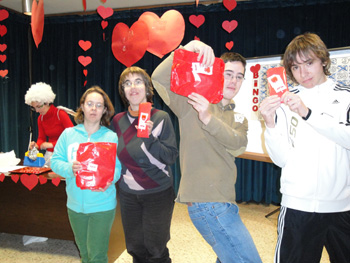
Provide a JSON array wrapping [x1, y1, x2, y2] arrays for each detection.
[[1, 0, 349, 203]]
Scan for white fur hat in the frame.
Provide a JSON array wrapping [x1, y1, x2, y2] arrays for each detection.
[[24, 82, 56, 105]]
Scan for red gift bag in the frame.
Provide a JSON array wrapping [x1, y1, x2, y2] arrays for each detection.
[[170, 49, 225, 104], [267, 67, 288, 98], [137, 102, 152, 138], [76, 142, 117, 190]]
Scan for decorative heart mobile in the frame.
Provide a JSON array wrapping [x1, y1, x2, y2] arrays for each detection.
[[97, 6, 113, 20]]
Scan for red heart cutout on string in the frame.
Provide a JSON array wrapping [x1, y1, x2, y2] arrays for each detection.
[[0, 54, 6, 63], [101, 20, 108, 29], [11, 174, 19, 183], [0, 173, 5, 182], [31, 0, 44, 48], [225, 41, 234, 50], [39, 175, 47, 184], [189, 14, 205, 28], [78, 40, 92, 51], [0, 25, 7, 37], [0, 69, 8, 77], [84, 80, 87, 86], [83, 69, 88, 76], [78, 56, 92, 67], [0, 44, 7, 52], [52, 177, 61, 186], [138, 10, 185, 58], [194, 36, 200, 41], [222, 20, 238, 33], [20, 174, 38, 190], [97, 6, 113, 20], [223, 0, 237, 11], [101, 0, 107, 3], [0, 9, 9, 21], [111, 21, 149, 67]]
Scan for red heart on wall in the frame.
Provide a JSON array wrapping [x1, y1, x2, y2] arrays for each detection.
[[0, 44, 7, 52], [78, 40, 92, 51], [111, 21, 149, 67], [39, 175, 47, 184], [0, 9, 9, 21], [138, 10, 185, 58], [11, 174, 19, 183], [222, 20, 238, 33], [0, 25, 7, 37], [21, 174, 38, 190], [52, 177, 61, 186], [0, 69, 8, 77], [0, 173, 5, 182], [0, 54, 6, 63], [101, 20, 108, 29], [189, 14, 205, 28], [223, 0, 237, 11], [97, 6, 113, 20], [225, 41, 234, 50], [78, 56, 92, 67]]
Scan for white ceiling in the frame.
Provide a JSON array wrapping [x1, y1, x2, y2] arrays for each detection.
[[0, 0, 217, 16]]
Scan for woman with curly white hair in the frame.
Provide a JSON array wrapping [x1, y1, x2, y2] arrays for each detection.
[[24, 82, 74, 166]]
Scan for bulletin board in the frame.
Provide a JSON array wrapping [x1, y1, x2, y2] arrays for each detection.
[[234, 47, 350, 156]]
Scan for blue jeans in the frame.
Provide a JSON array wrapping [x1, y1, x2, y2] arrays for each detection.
[[188, 202, 262, 263]]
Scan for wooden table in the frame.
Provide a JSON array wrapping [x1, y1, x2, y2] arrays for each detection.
[[0, 171, 125, 263]]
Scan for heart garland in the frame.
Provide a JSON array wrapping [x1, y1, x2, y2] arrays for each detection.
[[221, 0, 238, 51], [0, 174, 62, 187], [21, 174, 38, 191], [78, 40, 92, 87], [0, 9, 8, 78], [97, 5, 113, 41], [0, 173, 5, 182]]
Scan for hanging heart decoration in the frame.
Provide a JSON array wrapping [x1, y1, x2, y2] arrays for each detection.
[[194, 36, 200, 41], [31, 0, 44, 48], [11, 174, 19, 183], [83, 69, 88, 76], [52, 177, 61, 186], [138, 10, 185, 58], [0, 173, 5, 182], [101, 0, 107, 3], [111, 21, 149, 67], [39, 175, 47, 184], [97, 6, 113, 20], [222, 20, 238, 33], [0, 9, 9, 21], [0, 44, 7, 52], [101, 21, 108, 29], [78, 40, 92, 51], [78, 56, 92, 67], [0, 25, 7, 37], [223, 0, 237, 11], [0, 54, 6, 63], [225, 41, 234, 50], [20, 174, 39, 191], [0, 69, 8, 77], [82, 0, 87, 11], [189, 15, 205, 28]]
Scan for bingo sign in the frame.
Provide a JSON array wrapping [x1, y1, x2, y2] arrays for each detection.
[[234, 47, 350, 154]]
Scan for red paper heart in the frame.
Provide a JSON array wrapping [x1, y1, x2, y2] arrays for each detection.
[[82, 0, 86, 11], [101, 0, 107, 3], [0, 44, 7, 52], [250, 64, 261, 74], [194, 36, 200, 41], [97, 6, 113, 20], [52, 177, 61, 186], [138, 10, 185, 58], [0, 25, 7, 37], [78, 56, 92, 67], [0, 69, 8, 77], [83, 69, 88, 76], [20, 174, 38, 191], [78, 40, 92, 51], [0, 173, 5, 182], [101, 20, 108, 29], [11, 174, 19, 183], [222, 20, 238, 33], [111, 21, 149, 67], [0, 54, 6, 63], [0, 9, 9, 21], [189, 14, 205, 28], [223, 0, 237, 11], [31, 0, 44, 48], [225, 41, 234, 50], [39, 175, 47, 184]]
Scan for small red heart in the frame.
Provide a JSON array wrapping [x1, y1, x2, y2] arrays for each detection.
[[194, 36, 200, 41], [0, 9, 9, 21], [250, 64, 261, 78], [0, 54, 6, 63], [223, 0, 237, 11], [222, 20, 238, 33], [52, 177, 61, 186], [39, 175, 47, 184], [78, 56, 92, 67], [83, 69, 88, 76], [101, 20, 108, 29], [20, 174, 38, 191], [0, 69, 8, 77], [225, 41, 234, 50], [100, 0, 107, 3], [97, 6, 113, 20], [0, 173, 5, 182], [78, 40, 92, 51], [189, 15, 205, 28], [0, 25, 7, 37], [84, 80, 87, 87], [11, 174, 19, 183], [0, 44, 7, 52]]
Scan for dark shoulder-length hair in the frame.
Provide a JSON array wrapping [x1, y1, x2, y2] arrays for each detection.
[[74, 85, 115, 127], [118, 66, 154, 107]]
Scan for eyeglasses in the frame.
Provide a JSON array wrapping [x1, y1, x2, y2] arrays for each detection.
[[85, 101, 105, 109], [123, 79, 144, 88], [30, 104, 45, 111], [224, 72, 245, 82]]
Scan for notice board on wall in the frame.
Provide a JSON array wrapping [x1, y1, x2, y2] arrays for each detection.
[[234, 47, 350, 156]]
